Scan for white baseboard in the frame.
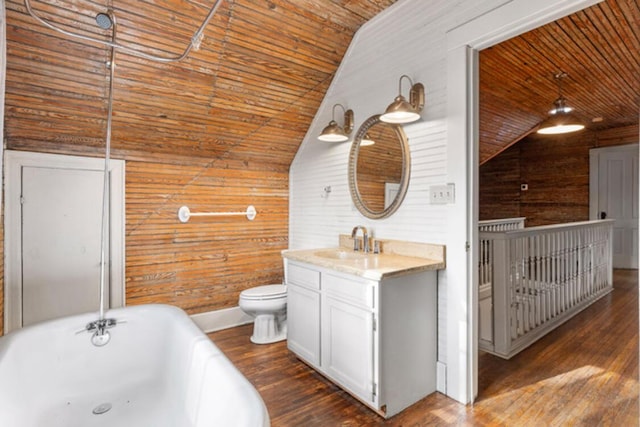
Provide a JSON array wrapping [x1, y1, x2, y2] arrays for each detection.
[[190, 306, 254, 333], [436, 361, 447, 394]]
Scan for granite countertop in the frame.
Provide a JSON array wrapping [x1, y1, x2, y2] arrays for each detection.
[[282, 236, 446, 281]]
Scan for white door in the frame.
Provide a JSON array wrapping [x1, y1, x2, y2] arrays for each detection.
[[4, 151, 125, 332], [21, 166, 105, 326], [590, 144, 639, 269]]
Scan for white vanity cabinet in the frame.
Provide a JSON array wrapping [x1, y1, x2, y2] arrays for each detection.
[[285, 260, 321, 366], [322, 271, 377, 406], [284, 258, 438, 418]]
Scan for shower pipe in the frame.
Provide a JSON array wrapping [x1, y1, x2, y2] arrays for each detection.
[[23, 0, 224, 343], [98, 10, 116, 325], [84, 9, 118, 346], [23, 0, 223, 63]]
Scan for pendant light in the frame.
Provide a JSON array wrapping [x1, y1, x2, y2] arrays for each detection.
[[318, 104, 354, 142], [537, 72, 584, 135], [380, 75, 425, 124]]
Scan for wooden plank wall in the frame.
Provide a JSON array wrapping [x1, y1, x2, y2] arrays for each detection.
[[0, 0, 398, 328], [478, 144, 521, 221], [125, 160, 289, 313], [0, 156, 289, 318], [479, 124, 638, 226], [0, 0, 376, 332]]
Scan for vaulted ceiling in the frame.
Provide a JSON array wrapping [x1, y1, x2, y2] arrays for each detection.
[[4, 0, 397, 170], [479, 0, 640, 164], [4, 0, 638, 169]]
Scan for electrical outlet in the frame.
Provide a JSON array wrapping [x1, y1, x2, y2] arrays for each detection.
[[430, 183, 455, 204]]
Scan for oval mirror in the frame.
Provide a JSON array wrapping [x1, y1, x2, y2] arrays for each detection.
[[348, 114, 411, 219]]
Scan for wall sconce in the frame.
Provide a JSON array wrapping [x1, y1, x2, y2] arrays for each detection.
[[537, 72, 584, 135], [318, 104, 354, 142], [380, 75, 425, 124]]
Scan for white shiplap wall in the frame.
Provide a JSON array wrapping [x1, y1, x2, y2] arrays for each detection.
[[291, 0, 501, 245], [290, 0, 508, 404], [289, 0, 598, 404]]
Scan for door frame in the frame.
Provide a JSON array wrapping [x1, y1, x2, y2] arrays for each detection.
[[589, 143, 639, 268], [4, 150, 125, 333], [589, 143, 639, 219], [446, 0, 602, 403]]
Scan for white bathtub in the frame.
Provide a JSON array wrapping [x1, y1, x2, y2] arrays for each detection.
[[0, 304, 270, 427]]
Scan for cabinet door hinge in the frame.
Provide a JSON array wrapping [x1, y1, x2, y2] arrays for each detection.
[[372, 381, 377, 398], [372, 315, 377, 332]]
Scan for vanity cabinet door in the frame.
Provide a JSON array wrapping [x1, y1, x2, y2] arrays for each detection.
[[321, 295, 376, 405], [287, 282, 321, 366]]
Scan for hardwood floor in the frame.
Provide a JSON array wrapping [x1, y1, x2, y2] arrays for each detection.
[[208, 269, 639, 426]]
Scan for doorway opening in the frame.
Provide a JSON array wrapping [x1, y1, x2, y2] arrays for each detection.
[[474, 0, 639, 405]]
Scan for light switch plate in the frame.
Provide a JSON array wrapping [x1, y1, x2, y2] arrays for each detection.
[[430, 183, 455, 204]]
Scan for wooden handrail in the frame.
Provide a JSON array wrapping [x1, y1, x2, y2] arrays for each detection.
[[480, 219, 614, 239]]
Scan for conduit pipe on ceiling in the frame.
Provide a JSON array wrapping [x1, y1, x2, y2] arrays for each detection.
[[23, 0, 224, 63]]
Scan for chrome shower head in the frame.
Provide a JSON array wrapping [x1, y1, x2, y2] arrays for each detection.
[[95, 12, 113, 29]]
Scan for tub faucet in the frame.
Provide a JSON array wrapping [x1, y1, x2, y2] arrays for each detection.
[[351, 225, 369, 253], [86, 318, 117, 347]]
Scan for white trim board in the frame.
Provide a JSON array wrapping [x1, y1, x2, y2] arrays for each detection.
[[190, 306, 254, 333]]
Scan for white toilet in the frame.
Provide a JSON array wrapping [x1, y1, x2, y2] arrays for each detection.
[[238, 284, 287, 344]]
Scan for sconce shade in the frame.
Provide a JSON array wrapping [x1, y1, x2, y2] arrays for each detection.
[[536, 73, 584, 135], [318, 104, 354, 142], [380, 95, 421, 124], [380, 76, 424, 124], [319, 120, 349, 142]]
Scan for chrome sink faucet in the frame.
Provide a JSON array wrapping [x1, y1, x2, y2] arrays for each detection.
[[351, 225, 369, 253]]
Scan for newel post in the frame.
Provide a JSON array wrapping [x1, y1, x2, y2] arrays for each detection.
[[492, 233, 510, 357]]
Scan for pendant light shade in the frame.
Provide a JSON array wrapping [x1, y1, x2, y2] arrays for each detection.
[[537, 72, 584, 135], [380, 75, 425, 124], [318, 104, 354, 142], [537, 111, 585, 134]]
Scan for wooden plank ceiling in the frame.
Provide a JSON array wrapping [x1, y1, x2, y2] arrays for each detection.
[[4, 0, 398, 168], [6, 0, 638, 169], [479, 0, 640, 165]]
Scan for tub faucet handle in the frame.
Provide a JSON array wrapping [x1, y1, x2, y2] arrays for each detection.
[[86, 318, 118, 347], [86, 318, 117, 332]]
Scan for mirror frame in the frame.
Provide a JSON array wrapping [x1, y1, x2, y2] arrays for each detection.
[[348, 114, 411, 219]]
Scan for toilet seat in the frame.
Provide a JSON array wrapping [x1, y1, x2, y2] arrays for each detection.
[[240, 284, 286, 301]]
